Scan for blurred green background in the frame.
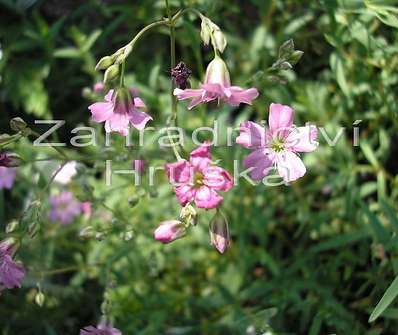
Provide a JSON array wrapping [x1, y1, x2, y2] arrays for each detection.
[[1, 0, 398, 334]]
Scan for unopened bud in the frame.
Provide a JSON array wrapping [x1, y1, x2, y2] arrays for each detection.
[[200, 16, 227, 53], [289, 50, 304, 65], [95, 56, 114, 71], [79, 226, 95, 239], [6, 220, 19, 233], [179, 203, 197, 226], [103, 64, 119, 83], [35, 291, 45, 307], [128, 195, 139, 207], [209, 210, 230, 254], [10, 117, 27, 132], [154, 220, 186, 244]]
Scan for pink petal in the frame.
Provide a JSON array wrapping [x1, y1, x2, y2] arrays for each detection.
[[190, 142, 212, 172], [201, 83, 225, 97], [174, 88, 207, 110], [225, 86, 259, 106], [104, 89, 114, 102], [276, 151, 306, 182], [203, 166, 233, 191], [175, 184, 195, 205], [105, 113, 130, 136], [88, 101, 113, 122], [165, 160, 192, 184], [129, 109, 152, 130], [194, 186, 223, 209], [269, 103, 294, 138], [286, 125, 318, 153], [236, 121, 267, 149], [243, 149, 274, 181], [133, 97, 146, 109]]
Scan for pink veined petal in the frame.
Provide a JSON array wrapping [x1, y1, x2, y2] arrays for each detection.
[[236, 121, 267, 149], [133, 97, 146, 109], [201, 83, 225, 97], [106, 113, 130, 136], [175, 185, 196, 205], [194, 186, 223, 209], [286, 125, 318, 153], [88, 101, 114, 123], [243, 149, 274, 181], [268, 103, 294, 138], [129, 109, 152, 130], [0, 255, 25, 289], [225, 86, 259, 106], [203, 166, 233, 191], [276, 150, 306, 182], [190, 142, 212, 172], [165, 160, 192, 184], [173, 88, 204, 101], [104, 89, 114, 102]]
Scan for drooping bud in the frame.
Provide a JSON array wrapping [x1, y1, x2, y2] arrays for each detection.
[[200, 16, 227, 53], [204, 56, 231, 87], [179, 203, 197, 226], [10, 117, 27, 132], [103, 64, 120, 84], [171, 62, 192, 89], [154, 220, 186, 244], [95, 56, 114, 71], [209, 210, 230, 254], [0, 152, 20, 167]]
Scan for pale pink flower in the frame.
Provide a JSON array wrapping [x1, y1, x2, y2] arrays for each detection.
[[236, 103, 318, 182], [48, 191, 81, 225], [174, 56, 259, 110], [154, 220, 186, 244], [165, 142, 233, 209], [88, 87, 152, 136], [53, 161, 77, 185], [80, 322, 121, 335], [0, 167, 16, 189], [0, 240, 25, 289]]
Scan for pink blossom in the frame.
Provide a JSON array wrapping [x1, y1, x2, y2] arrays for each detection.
[[165, 142, 233, 209], [154, 220, 186, 244], [0, 167, 16, 189], [80, 202, 92, 217], [48, 192, 81, 225], [0, 240, 25, 289], [93, 82, 105, 93], [236, 103, 318, 182], [80, 322, 122, 335], [53, 161, 77, 185], [88, 87, 152, 136], [174, 56, 259, 110]]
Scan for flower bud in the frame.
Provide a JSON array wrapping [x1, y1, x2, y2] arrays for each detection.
[[200, 16, 227, 53], [209, 210, 230, 254], [179, 203, 197, 226], [289, 50, 304, 65], [35, 291, 45, 307], [154, 220, 186, 244], [103, 64, 120, 83], [204, 56, 231, 87], [95, 56, 114, 71], [10, 117, 27, 132], [0, 152, 20, 167]]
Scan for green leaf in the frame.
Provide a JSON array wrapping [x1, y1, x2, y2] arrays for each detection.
[[369, 275, 398, 322], [330, 53, 350, 96], [53, 47, 81, 58]]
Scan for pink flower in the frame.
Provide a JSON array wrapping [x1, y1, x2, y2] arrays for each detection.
[[174, 56, 259, 110], [0, 240, 25, 289], [80, 202, 92, 217], [236, 103, 318, 182], [165, 142, 233, 209], [80, 322, 121, 335], [154, 220, 186, 244], [88, 87, 152, 136], [48, 192, 81, 225], [0, 167, 16, 189]]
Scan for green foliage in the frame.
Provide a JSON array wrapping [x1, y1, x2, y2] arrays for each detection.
[[1, 0, 398, 334]]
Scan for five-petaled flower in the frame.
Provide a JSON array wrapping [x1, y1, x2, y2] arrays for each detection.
[[174, 56, 258, 110], [165, 142, 233, 209], [236, 103, 318, 182], [88, 87, 152, 136], [48, 191, 82, 225], [0, 240, 25, 290]]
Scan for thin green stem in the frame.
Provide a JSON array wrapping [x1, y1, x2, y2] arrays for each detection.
[[119, 61, 125, 87], [30, 130, 69, 160]]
